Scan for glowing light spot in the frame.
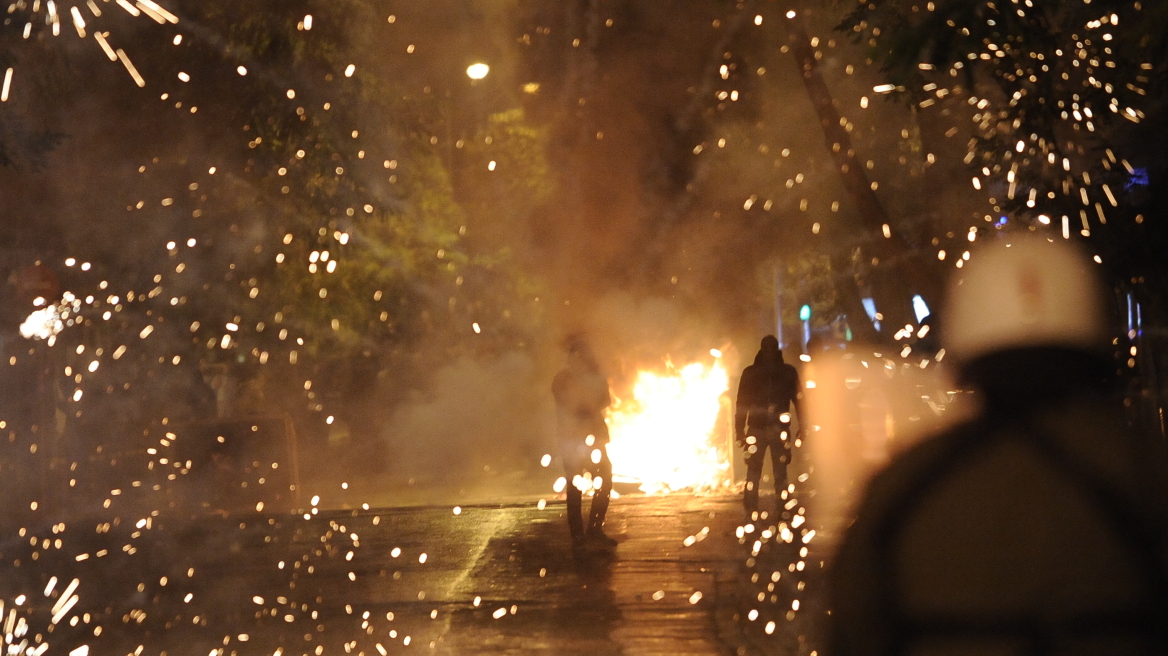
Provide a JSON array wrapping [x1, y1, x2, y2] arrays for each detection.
[[466, 62, 490, 80]]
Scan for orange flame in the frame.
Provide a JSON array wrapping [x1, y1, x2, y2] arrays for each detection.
[[605, 356, 733, 494]]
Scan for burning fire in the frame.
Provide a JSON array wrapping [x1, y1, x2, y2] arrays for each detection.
[[605, 353, 733, 494]]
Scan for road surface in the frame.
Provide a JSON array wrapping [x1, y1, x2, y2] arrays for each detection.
[[3, 494, 826, 655]]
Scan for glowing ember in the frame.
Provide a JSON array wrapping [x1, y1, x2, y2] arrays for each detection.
[[605, 356, 732, 494], [19, 305, 64, 340]]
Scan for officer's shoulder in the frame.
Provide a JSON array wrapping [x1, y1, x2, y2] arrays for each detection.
[[854, 422, 983, 517], [830, 429, 980, 600]]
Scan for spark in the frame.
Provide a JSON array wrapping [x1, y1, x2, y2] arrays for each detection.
[[115, 0, 140, 17], [116, 49, 146, 87]]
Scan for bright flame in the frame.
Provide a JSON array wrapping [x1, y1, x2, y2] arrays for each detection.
[[605, 357, 732, 494]]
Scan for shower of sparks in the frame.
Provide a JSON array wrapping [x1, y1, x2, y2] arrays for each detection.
[[0, 2, 531, 651], [18, 304, 64, 340], [0, 1, 1155, 653], [3, 0, 177, 93], [842, 0, 1151, 261], [0, 581, 85, 655]]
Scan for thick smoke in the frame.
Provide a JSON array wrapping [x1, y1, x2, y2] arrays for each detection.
[[0, 1, 992, 512]]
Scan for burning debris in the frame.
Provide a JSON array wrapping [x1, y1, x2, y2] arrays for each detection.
[[605, 355, 733, 495]]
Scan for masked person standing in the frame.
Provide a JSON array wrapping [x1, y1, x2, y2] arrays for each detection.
[[552, 338, 617, 550], [736, 335, 804, 522], [827, 236, 1168, 655]]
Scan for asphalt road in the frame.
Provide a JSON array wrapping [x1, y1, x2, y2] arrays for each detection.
[[2, 494, 826, 656]]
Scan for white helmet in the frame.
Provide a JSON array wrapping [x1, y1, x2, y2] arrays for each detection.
[[943, 234, 1108, 364]]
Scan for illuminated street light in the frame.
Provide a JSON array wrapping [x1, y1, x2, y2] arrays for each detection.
[[466, 62, 490, 80], [800, 304, 812, 354]]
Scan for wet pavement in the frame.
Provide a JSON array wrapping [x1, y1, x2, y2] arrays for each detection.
[[4, 494, 825, 655]]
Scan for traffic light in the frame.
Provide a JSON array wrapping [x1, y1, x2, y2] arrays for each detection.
[[799, 304, 812, 321]]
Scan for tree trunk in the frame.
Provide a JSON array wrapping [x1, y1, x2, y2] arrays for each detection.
[[782, 13, 921, 336], [831, 250, 881, 343]]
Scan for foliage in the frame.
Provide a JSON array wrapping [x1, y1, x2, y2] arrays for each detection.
[[166, 0, 550, 408], [0, 0, 553, 459], [838, 0, 1168, 283]]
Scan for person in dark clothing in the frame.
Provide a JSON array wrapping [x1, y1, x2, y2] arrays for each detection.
[[735, 335, 803, 521], [827, 236, 1168, 655], [552, 338, 617, 549]]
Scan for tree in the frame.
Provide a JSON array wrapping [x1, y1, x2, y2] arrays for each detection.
[[839, 0, 1168, 431], [840, 0, 1168, 289], [0, 0, 555, 488]]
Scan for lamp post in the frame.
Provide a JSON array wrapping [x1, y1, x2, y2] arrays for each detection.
[[799, 304, 811, 354]]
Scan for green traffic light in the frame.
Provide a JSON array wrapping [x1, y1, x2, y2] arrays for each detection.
[[799, 304, 811, 321]]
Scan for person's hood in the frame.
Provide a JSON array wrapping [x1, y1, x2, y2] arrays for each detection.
[[753, 347, 784, 367]]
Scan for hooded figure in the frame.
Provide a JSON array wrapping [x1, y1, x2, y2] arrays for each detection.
[[552, 338, 616, 549], [735, 335, 803, 520], [827, 236, 1168, 654]]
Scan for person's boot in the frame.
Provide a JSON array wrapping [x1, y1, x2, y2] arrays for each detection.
[[569, 519, 587, 552], [586, 523, 617, 548], [567, 489, 586, 550], [743, 480, 760, 521]]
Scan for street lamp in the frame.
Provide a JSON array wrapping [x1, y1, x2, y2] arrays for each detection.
[[466, 63, 489, 80], [799, 304, 812, 354]]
